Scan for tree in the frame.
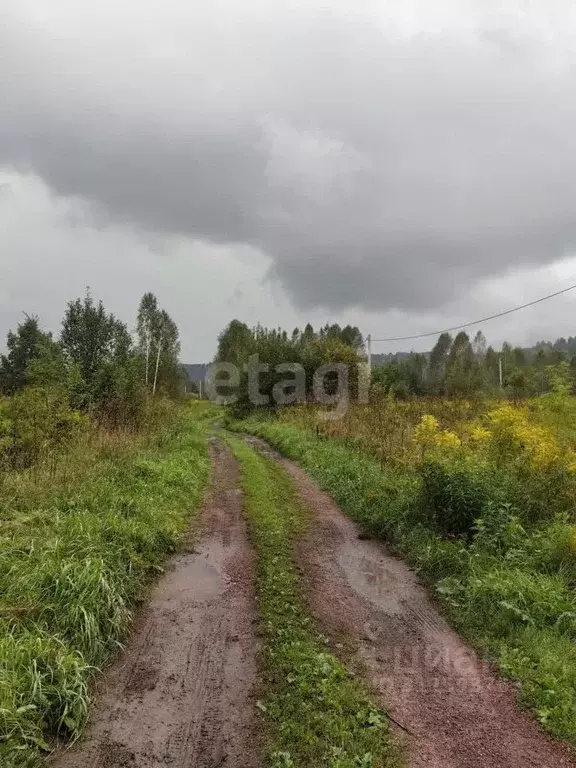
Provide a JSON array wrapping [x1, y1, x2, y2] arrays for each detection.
[[427, 333, 452, 395], [0, 315, 58, 395], [61, 291, 133, 406], [212, 319, 364, 415], [445, 332, 481, 396], [484, 346, 500, 388], [152, 310, 180, 395], [372, 353, 426, 397], [136, 292, 159, 388], [216, 320, 255, 367], [340, 325, 363, 349], [472, 330, 487, 361], [302, 323, 316, 345], [512, 347, 526, 367]]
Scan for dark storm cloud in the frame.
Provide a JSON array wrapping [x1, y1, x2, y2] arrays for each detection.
[[3, 2, 576, 313]]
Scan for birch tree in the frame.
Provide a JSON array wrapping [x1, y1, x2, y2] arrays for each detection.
[[136, 292, 159, 388]]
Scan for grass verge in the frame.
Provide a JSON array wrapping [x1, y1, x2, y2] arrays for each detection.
[[222, 433, 400, 768], [0, 403, 210, 767], [232, 417, 576, 747]]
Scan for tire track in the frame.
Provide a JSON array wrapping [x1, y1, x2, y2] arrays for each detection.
[[243, 436, 576, 768], [50, 440, 260, 768]]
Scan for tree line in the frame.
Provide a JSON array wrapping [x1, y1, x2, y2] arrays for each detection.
[[214, 320, 364, 413], [214, 320, 576, 407], [373, 329, 576, 398], [0, 291, 182, 430]]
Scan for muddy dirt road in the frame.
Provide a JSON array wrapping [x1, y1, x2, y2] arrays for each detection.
[[266, 446, 575, 768], [49, 432, 576, 768], [51, 440, 259, 768]]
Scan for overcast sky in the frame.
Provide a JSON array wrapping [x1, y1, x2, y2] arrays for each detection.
[[2, 1, 576, 361]]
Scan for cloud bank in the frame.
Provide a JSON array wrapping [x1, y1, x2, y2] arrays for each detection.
[[3, 1, 576, 314]]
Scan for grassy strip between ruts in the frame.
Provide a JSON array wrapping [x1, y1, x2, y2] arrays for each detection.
[[231, 417, 576, 747], [222, 432, 401, 768], [0, 402, 211, 767]]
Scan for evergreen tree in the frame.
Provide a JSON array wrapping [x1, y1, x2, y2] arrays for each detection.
[[302, 323, 316, 344], [446, 331, 481, 396], [427, 332, 452, 394]]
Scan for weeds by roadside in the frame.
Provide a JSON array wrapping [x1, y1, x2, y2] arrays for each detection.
[[223, 434, 401, 768], [0, 402, 210, 767], [232, 414, 576, 746]]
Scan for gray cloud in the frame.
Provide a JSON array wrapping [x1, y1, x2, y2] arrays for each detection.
[[3, 1, 576, 315]]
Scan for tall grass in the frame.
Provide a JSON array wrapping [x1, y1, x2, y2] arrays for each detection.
[[0, 401, 210, 767], [277, 397, 488, 468]]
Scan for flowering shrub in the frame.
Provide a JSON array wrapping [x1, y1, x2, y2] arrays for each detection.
[[469, 424, 492, 442], [412, 399, 576, 533], [413, 414, 461, 451], [485, 403, 562, 471]]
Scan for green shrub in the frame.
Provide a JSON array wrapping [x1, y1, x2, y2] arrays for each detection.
[[452, 568, 576, 638], [2, 387, 86, 470], [418, 457, 501, 538]]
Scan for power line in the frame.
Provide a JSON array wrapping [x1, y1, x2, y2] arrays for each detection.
[[371, 282, 576, 343]]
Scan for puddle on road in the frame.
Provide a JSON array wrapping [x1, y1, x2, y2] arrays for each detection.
[[162, 557, 227, 603], [337, 540, 449, 639], [337, 542, 415, 616]]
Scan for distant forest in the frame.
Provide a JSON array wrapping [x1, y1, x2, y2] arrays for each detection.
[[373, 331, 576, 398], [183, 324, 576, 400]]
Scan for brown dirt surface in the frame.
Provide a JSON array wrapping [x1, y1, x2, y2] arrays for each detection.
[[50, 439, 260, 768], [246, 437, 576, 768]]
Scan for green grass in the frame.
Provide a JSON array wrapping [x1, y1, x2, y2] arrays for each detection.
[[232, 416, 576, 747], [0, 402, 210, 767], [222, 433, 400, 768]]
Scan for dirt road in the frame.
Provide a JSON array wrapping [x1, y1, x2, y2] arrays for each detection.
[[51, 440, 259, 768], [269, 447, 576, 768], [49, 433, 576, 768]]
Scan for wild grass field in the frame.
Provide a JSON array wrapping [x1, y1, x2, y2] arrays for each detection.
[[0, 400, 210, 767], [234, 389, 576, 745]]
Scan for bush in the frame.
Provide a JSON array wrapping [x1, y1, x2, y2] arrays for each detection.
[[1, 387, 86, 470], [418, 457, 501, 538]]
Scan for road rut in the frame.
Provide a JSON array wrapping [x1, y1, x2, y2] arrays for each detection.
[[51, 440, 259, 768], [247, 438, 575, 768]]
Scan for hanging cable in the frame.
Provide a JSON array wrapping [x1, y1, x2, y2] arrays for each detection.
[[371, 282, 576, 343]]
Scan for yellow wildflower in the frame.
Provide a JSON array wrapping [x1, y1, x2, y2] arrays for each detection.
[[470, 425, 492, 442], [435, 430, 461, 448], [413, 414, 440, 445]]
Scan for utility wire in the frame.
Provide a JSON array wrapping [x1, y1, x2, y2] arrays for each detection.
[[371, 282, 576, 343]]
